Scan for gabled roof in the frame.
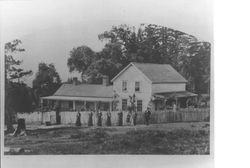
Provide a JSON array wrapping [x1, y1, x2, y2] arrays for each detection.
[[111, 62, 187, 83], [53, 84, 113, 98], [154, 91, 197, 98]]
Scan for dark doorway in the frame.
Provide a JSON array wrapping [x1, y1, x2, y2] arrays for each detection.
[[55, 102, 61, 124], [56, 110, 61, 124]]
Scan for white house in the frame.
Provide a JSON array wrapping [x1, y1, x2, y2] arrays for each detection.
[[41, 62, 197, 113], [111, 62, 197, 112]]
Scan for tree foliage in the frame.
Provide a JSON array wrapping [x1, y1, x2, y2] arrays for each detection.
[[67, 24, 211, 94], [5, 39, 33, 132], [5, 39, 33, 82], [33, 63, 62, 102], [67, 46, 96, 82]]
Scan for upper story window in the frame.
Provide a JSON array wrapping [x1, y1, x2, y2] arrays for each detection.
[[135, 81, 140, 92], [122, 81, 127, 92]]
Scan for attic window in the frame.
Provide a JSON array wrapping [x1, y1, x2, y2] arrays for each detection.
[[122, 81, 127, 92], [135, 81, 140, 92]]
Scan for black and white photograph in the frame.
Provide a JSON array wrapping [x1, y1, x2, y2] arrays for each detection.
[[1, 0, 212, 161]]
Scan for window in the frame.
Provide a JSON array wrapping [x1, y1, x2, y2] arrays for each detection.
[[122, 99, 127, 111], [100, 102, 110, 111], [69, 101, 73, 109], [43, 99, 48, 106], [137, 100, 143, 112], [135, 81, 140, 92], [51, 100, 55, 108], [122, 81, 127, 92], [86, 102, 95, 110]]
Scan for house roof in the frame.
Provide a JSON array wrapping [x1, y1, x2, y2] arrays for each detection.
[[41, 95, 113, 102], [52, 84, 113, 98], [154, 91, 197, 99], [111, 62, 187, 83]]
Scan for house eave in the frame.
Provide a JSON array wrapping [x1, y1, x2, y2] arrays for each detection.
[[111, 62, 152, 83], [41, 95, 113, 102], [152, 81, 188, 84]]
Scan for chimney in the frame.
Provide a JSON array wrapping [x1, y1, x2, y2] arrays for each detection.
[[102, 75, 109, 86], [72, 77, 78, 85]]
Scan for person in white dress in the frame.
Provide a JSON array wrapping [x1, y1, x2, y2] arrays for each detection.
[[173, 102, 177, 113]]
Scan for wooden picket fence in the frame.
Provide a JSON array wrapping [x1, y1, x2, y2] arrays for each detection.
[[17, 108, 209, 125], [136, 108, 210, 124]]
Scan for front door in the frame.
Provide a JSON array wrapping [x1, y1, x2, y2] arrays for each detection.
[[56, 108, 61, 124]]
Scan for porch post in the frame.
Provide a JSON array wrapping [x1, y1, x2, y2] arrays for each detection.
[[84, 101, 86, 111], [94, 102, 97, 111], [109, 101, 112, 112], [175, 97, 178, 121], [73, 100, 76, 111], [41, 98, 43, 109], [41, 98, 44, 124]]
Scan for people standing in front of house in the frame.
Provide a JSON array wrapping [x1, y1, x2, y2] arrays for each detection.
[[75, 110, 81, 126], [88, 111, 93, 126], [126, 112, 131, 124], [132, 111, 137, 126], [173, 102, 177, 113], [144, 107, 151, 125], [97, 110, 102, 126], [106, 111, 111, 126]]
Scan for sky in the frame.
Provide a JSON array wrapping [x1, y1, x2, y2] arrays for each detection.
[[0, 0, 213, 87]]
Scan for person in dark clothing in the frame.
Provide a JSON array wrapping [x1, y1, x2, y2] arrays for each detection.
[[132, 112, 137, 126], [106, 111, 111, 126], [88, 111, 93, 126], [75, 111, 81, 126], [126, 112, 131, 124], [97, 111, 102, 126], [144, 107, 151, 125], [118, 111, 123, 126]]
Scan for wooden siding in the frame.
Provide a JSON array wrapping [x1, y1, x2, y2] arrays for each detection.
[[113, 65, 152, 111]]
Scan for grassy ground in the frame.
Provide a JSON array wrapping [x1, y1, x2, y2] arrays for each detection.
[[4, 122, 210, 155]]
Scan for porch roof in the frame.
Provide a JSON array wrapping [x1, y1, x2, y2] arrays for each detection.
[[153, 91, 197, 99], [41, 95, 113, 102], [53, 83, 113, 98]]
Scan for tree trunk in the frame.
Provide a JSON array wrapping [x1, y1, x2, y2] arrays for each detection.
[[13, 119, 26, 136], [5, 109, 15, 133]]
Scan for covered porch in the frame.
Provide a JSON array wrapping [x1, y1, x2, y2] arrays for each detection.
[[152, 91, 198, 111], [40, 95, 113, 112]]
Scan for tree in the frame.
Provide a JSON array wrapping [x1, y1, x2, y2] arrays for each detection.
[[67, 24, 211, 94], [32, 63, 61, 103], [5, 39, 33, 133], [67, 46, 96, 82], [187, 42, 211, 93], [98, 24, 210, 94], [66, 77, 83, 84], [5, 39, 33, 83]]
